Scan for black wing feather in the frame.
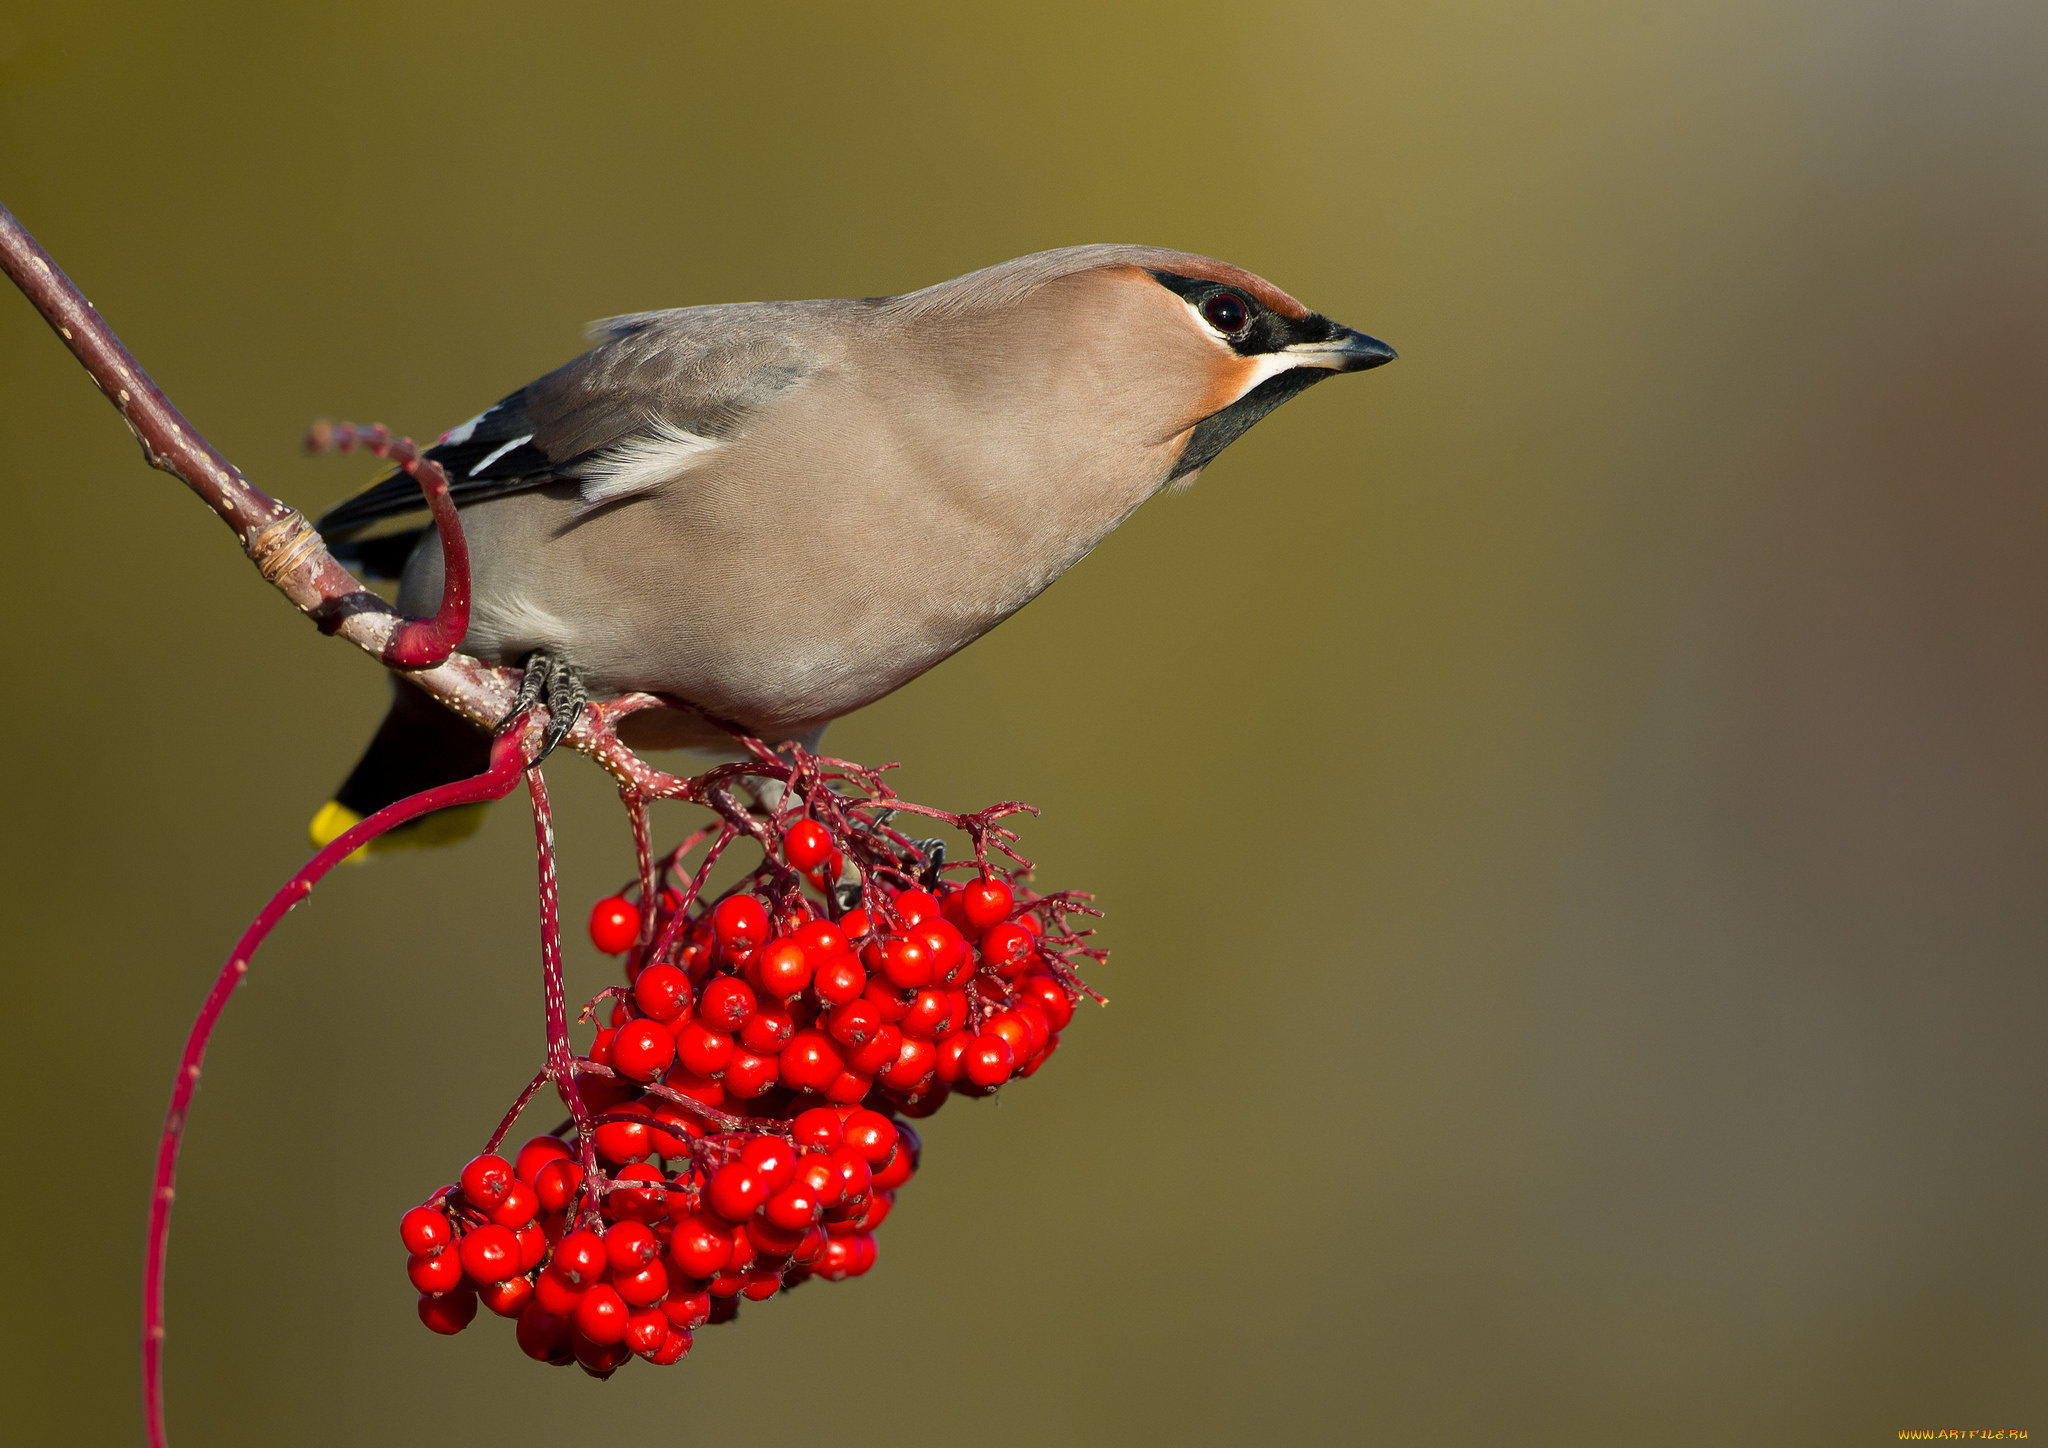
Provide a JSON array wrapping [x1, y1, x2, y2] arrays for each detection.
[[316, 388, 562, 540]]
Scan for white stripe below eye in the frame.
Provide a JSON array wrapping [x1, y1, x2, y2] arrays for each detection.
[[470, 434, 534, 476]]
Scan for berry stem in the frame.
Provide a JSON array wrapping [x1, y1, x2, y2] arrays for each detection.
[[301, 420, 471, 669], [525, 767, 604, 1223], [483, 1068, 553, 1157], [143, 728, 531, 1448]]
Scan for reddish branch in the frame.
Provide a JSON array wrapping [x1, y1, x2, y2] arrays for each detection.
[[0, 202, 1100, 1446]]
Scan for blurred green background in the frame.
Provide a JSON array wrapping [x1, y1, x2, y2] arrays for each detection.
[[4, 2, 2046, 1443]]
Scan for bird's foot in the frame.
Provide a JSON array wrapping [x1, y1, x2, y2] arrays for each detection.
[[498, 648, 587, 764]]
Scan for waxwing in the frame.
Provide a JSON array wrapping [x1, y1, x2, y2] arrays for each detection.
[[310, 244, 1395, 848]]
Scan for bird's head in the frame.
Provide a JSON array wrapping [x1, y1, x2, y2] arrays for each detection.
[[888, 244, 1395, 487]]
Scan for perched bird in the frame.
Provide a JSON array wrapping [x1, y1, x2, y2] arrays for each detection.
[[311, 244, 1394, 849]]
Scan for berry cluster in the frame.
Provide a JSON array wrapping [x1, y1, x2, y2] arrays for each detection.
[[404, 842, 1094, 1375]]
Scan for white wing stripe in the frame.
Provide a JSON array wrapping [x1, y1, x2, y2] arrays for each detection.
[[470, 434, 534, 477]]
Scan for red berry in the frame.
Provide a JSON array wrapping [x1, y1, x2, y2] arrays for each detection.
[[646, 1325, 693, 1364], [757, 939, 813, 998], [862, 975, 914, 1023], [594, 1106, 652, 1165], [813, 953, 865, 1005], [614, 1257, 670, 1307], [899, 987, 959, 1040], [959, 877, 1014, 930], [722, 1046, 780, 1098], [588, 895, 642, 955], [747, 1215, 806, 1258], [418, 1287, 479, 1334], [663, 1287, 711, 1331], [574, 1284, 629, 1345], [534, 1157, 585, 1214], [663, 1066, 726, 1109], [459, 1224, 521, 1284], [707, 1164, 768, 1222], [791, 1106, 844, 1151], [985, 1010, 1034, 1066], [604, 1221, 660, 1274], [408, 1249, 464, 1295], [697, 975, 757, 1032], [554, 1228, 609, 1286], [674, 1020, 734, 1078], [784, 819, 833, 872], [459, 1154, 514, 1210], [491, 1178, 540, 1230], [913, 918, 968, 982], [879, 1035, 937, 1091], [964, 1035, 1016, 1088], [879, 936, 934, 989], [669, 1216, 733, 1280], [608, 1163, 668, 1224], [828, 997, 883, 1048], [825, 1069, 873, 1104], [794, 919, 851, 963], [399, 1206, 451, 1257], [765, 1183, 823, 1231], [934, 1031, 973, 1085], [846, 1021, 901, 1076], [612, 1018, 676, 1082], [739, 1000, 795, 1054], [893, 889, 943, 925], [871, 1144, 915, 1191], [1011, 1001, 1052, 1057], [840, 1109, 900, 1165], [839, 908, 874, 941], [1018, 974, 1075, 1030], [517, 1222, 549, 1272], [534, 1265, 586, 1316], [779, 1030, 845, 1093], [632, 962, 692, 1022], [573, 1328, 632, 1377], [649, 1102, 703, 1158], [820, 1235, 859, 1281], [516, 1302, 574, 1362], [515, 1135, 572, 1184], [625, 1304, 671, 1356], [827, 1145, 873, 1200], [980, 922, 1035, 977], [712, 895, 770, 951], [852, 1191, 895, 1232], [479, 1273, 535, 1319], [739, 1136, 798, 1194]]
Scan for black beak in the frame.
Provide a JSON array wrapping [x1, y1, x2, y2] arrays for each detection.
[[1325, 327, 1397, 372], [1283, 326, 1397, 373]]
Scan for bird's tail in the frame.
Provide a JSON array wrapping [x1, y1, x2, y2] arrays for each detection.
[[310, 678, 496, 855]]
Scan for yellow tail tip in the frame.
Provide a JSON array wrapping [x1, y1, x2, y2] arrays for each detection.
[[309, 799, 491, 859]]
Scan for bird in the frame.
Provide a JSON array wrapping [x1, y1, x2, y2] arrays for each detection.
[[309, 244, 1395, 851]]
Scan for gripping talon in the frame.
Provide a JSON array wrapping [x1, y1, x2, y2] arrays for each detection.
[[502, 649, 587, 763]]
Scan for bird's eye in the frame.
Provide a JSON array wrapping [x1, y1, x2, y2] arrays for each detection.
[[1201, 292, 1249, 334]]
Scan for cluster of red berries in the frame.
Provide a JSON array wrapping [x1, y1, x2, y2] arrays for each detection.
[[402, 1107, 911, 1374], [404, 859, 1083, 1374]]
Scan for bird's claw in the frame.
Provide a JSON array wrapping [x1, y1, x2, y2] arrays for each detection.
[[499, 648, 587, 765]]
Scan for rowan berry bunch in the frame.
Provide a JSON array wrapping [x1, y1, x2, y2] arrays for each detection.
[[399, 748, 1101, 1376]]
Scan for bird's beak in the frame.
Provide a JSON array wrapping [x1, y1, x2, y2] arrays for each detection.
[[1283, 327, 1398, 373]]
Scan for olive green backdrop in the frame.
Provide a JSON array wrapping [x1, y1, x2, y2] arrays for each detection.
[[4, 3, 2046, 1444]]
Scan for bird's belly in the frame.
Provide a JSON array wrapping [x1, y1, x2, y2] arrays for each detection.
[[442, 489, 1064, 742]]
